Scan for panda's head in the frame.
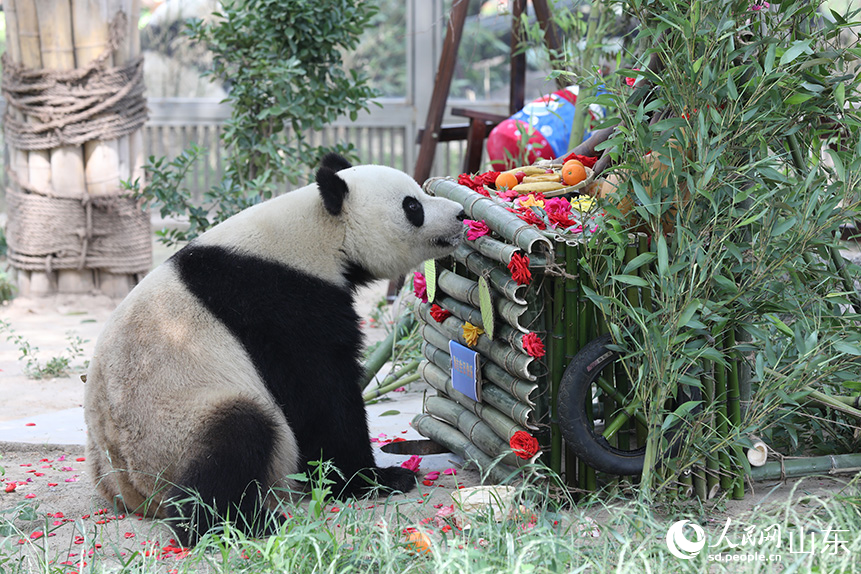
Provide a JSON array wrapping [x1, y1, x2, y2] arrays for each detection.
[[316, 153, 466, 283]]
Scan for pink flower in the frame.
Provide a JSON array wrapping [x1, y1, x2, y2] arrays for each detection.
[[400, 455, 422, 472], [425, 471, 440, 481], [544, 198, 577, 228], [465, 219, 490, 240], [522, 332, 546, 358], [750, 1, 769, 10], [413, 271, 428, 303], [496, 188, 520, 201]]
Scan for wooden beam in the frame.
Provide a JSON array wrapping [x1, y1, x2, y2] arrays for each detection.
[[413, 0, 469, 184], [509, 0, 527, 115]]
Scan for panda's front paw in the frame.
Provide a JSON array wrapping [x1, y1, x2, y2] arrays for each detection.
[[375, 465, 417, 493]]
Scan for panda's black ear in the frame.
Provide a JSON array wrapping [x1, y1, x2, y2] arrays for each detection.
[[320, 153, 352, 173], [316, 166, 349, 216]]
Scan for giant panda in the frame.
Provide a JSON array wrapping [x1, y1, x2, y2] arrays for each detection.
[[84, 153, 466, 545]]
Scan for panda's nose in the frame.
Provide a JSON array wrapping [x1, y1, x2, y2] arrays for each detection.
[[456, 210, 467, 222]]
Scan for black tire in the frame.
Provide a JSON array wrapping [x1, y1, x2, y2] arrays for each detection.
[[559, 334, 702, 476], [558, 334, 646, 476]]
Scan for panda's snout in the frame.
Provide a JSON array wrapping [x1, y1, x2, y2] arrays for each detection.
[[456, 210, 467, 222]]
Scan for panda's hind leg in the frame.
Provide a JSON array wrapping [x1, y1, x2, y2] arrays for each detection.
[[166, 399, 283, 547]]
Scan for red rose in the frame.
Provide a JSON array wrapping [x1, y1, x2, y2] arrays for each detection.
[[560, 152, 598, 169], [507, 252, 532, 286], [510, 431, 540, 460], [457, 172, 498, 197], [465, 219, 490, 240], [506, 207, 546, 230], [429, 304, 452, 323], [521, 332, 545, 358], [413, 271, 428, 303]]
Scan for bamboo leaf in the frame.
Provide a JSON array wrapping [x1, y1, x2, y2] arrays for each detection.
[[623, 252, 657, 274], [380, 410, 401, 416], [835, 82, 845, 110], [657, 234, 669, 277], [826, 149, 846, 181], [779, 40, 813, 67], [677, 300, 700, 328], [611, 274, 650, 287], [833, 341, 861, 356]]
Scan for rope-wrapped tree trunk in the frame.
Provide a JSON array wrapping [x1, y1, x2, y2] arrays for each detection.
[[3, 0, 149, 298]]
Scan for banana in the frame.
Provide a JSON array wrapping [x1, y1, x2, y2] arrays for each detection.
[[522, 173, 562, 183], [513, 181, 566, 193], [506, 166, 548, 176]]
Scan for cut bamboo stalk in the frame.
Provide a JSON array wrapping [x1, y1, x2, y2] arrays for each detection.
[[412, 414, 518, 484], [421, 339, 535, 428], [748, 453, 861, 482], [4, 0, 22, 64], [360, 313, 416, 389], [420, 322, 536, 405], [74, 0, 135, 297], [454, 243, 527, 304], [435, 295, 530, 355], [38, 0, 92, 294], [563, 243, 581, 487], [471, 234, 520, 267], [419, 360, 530, 444], [550, 273, 565, 474], [425, 178, 553, 255], [425, 396, 525, 468], [727, 330, 745, 499], [418, 302, 537, 381], [14, 1, 55, 295], [437, 269, 528, 332]]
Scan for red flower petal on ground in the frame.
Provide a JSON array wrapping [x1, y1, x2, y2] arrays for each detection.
[[422, 480, 434, 487], [443, 468, 457, 475], [429, 304, 452, 323], [510, 431, 541, 460], [25, 423, 35, 427], [521, 333, 546, 358], [24, 493, 36, 499], [4, 483, 16, 493], [507, 253, 532, 286], [413, 272, 428, 303], [464, 219, 490, 241], [400, 455, 422, 472]]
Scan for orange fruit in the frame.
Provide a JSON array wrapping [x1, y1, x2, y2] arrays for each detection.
[[561, 160, 587, 186], [405, 530, 432, 554], [495, 171, 519, 191]]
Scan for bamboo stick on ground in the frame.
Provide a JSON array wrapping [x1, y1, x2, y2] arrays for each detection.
[[360, 313, 416, 390]]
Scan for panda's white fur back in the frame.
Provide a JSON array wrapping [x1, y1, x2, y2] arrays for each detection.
[[84, 155, 465, 544]]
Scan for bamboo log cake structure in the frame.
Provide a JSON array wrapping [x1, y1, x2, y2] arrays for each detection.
[[414, 176, 753, 495], [3, 0, 150, 298]]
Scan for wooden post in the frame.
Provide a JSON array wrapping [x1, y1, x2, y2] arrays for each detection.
[[36, 0, 92, 294], [4, 0, 149, 299]]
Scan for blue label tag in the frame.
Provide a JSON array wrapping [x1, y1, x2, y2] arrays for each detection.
[[449, 340, 481, 402]]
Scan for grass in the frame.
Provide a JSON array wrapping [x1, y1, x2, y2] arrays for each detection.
[[1, 464, 859, 574]]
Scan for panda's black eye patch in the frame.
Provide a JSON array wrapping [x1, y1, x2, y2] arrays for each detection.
[[403, 196, 424, 227]]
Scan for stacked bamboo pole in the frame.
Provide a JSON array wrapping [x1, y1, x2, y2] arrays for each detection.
[[4, 0, 149, 298]]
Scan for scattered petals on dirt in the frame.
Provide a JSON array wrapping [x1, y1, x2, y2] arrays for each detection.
[[400, 455, 422, 472]]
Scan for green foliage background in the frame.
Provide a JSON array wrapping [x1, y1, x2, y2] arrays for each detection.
[[571, 0, 861, 496]]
